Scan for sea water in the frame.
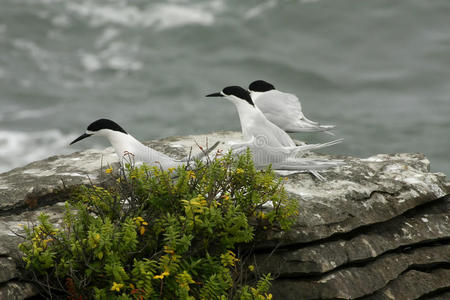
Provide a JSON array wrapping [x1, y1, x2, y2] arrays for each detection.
[[0, 0, 449, 175]]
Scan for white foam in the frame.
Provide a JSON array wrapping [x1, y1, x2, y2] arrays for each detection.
[[10, 107, 58, 121], [96, 27, 120, 48], [148, 4, 217, 30], [12, 39, 51, 72], [245, 0, 278, 19], [0, 130, 78, 173], [79, 44, 142, 72], [66, 1, 223, 30], [80, 53, 102, 72]]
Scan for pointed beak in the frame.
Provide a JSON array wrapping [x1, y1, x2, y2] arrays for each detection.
[[205, 92, 223, 97], [70, 133, 92, 145]]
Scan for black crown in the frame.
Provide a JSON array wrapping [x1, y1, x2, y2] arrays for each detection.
[[248, 80, 275, 92], [87, 119, 127, 134]]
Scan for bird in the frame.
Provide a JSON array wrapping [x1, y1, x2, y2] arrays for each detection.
[[248, 80, 335, 135], [70, 118, 218, 170], [206, 86, 344, 179]]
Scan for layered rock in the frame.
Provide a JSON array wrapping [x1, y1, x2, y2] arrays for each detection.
[[0, 131, 448, 299]]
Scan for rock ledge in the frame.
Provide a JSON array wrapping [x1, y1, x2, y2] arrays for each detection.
[[0, 131, 448, 300]]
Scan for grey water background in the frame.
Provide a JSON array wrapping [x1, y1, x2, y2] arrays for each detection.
[[0, 0, 449, 175]]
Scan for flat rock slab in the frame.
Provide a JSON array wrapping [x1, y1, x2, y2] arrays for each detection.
[[270, 244, 450, 299], [255, 196, 450, 275], [0, 131, 448, 300], [262, 152, 448, 247], [363, 268, 450, 300]]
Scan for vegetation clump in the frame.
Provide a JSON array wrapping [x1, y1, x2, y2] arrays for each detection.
[[19, 151, 298, 299]]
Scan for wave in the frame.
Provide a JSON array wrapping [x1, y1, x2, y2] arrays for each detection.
[[66, 0, 224, 30], [245, 0, 279, 19], [78, 36, 144, 72], [0, 130, 78, 173], [0, 105, 61, 122]]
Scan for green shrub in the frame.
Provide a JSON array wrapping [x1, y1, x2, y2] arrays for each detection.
[[19, 150, 298, 299]]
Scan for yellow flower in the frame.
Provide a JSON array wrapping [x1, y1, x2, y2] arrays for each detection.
[[134, 216, 145, 226], [153, 270, 170, 280], [105, 167, 113, 174], [236, 168, 244, 174], [248, 265, 255, 272], [110, 282, 123, 292], [168, 167, 176, 173], [164, 246, 175, 255], [266, 293, 273, 300], [139, 226, 146, 235]]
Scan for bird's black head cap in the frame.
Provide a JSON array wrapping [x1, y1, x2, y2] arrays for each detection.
[[222, 86, 254, 106], [87, 119, 127, 134], [248, 80, 275, 92]]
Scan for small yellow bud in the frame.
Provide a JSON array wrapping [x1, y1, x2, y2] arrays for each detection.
[[139, 226, 146, 235], [163, 246, 175, 254], [153, 270, 169, 280], [110, 282, 123, 292]]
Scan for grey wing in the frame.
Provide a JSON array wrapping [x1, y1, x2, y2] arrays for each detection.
[[253, 90, 299, 115], [284, 93, 323, 125], [254, 91, 303, 125], [259, 116, 297, 147]]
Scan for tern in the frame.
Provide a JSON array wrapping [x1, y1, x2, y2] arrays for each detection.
[[248, 80, 335, 135], [70, 118, 218, 170], [206, 86, 344, 179]]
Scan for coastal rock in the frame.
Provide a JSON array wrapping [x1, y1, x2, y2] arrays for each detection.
[[0, 282, 38, 300], [0, 131, 448, 299]]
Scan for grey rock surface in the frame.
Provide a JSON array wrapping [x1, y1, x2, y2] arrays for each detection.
[[0, 282, 38, 300], [0, 131, 448, 299]]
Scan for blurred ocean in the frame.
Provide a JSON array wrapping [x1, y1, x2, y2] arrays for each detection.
[[0, 0, 449, 175]]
